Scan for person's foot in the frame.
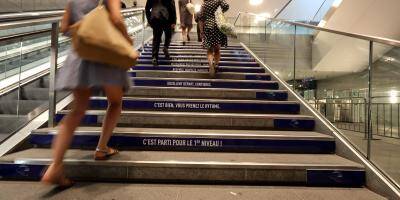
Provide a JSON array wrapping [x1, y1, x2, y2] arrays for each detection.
[[187, 34, 191, 41], [163, 48, 170, 60], [152, 58, 158, 66], [41, 163, 74, 188], [94, 147, 119, 161]]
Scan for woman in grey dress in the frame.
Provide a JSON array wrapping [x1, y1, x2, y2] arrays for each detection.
[[178, 0, 194, 44], [199, 0, 229, 78], [41, 0, 135, 186]]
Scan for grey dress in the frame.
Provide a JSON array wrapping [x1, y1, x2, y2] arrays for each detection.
[[178, 0, 193, 29], [199, 0, 229, 49], [56, 0, 131, 92]]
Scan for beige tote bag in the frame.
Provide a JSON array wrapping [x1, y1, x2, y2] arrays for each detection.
[[71, 0, 138, 70]]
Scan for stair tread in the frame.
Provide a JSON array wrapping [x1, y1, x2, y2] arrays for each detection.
[[130, 86, 287, 93], [91, 96, 298, 104], [132, 77, 274, 83], [0, 182, 385, 200], [33, 127, 334, 141], [131, 70, 268, 76], [1, 149, 363, 169], [58, 110, 313, 119]]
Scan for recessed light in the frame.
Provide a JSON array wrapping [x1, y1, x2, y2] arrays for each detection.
[[250, 0, 263, 6]]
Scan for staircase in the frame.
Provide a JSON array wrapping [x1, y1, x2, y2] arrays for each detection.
[[0, 35, 385, 199]]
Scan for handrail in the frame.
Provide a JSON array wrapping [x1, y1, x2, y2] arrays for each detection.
[[0, 8, 145, 30], [273, 0, 294, 18], [0, 29, 52, 42], [0, 8, 144, 21], [234, 11, 400, 47]]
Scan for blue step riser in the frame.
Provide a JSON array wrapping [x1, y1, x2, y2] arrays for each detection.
[[88, 99, 300, 114], [134, 66, 266, 73], [141, 52, 251, 58], [142, 47, 247, 53], [0, 164, 364, 187], [143, 46, 245, 51], [55, 114, 315, 131], [138, 60, 260, 67], [139, 56, 255, 62], [307, 170, 365, 187], [129, 72, 270, 81], [29, 134, 335, 154], [132, 80, 279, 90]]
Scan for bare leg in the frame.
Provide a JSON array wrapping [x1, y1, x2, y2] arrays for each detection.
[[187, 27, 192, 41], [96, 85, 123, 151], [42, 88, 91, 185], [208, 48, 216, 77], [214, 45, 221, 66], [182, 27, 187, 42]]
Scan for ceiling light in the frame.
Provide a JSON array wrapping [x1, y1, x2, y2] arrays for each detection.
[[250, 0, 263, 6]]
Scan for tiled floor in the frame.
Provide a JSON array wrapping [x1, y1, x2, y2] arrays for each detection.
[[0, 182, 386, 200], [343, 129, 400, 184]]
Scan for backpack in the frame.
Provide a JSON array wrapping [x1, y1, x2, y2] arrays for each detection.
[[151, 0, 170, 22]]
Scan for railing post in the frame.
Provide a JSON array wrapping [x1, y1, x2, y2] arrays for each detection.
[[141, 10, 145, 50], [48, 22, 59, 127], [367, 41, 373, 159]]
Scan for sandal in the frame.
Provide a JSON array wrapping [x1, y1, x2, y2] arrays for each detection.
[[41, 164, 74, 188], [94, 147, 119, 161]]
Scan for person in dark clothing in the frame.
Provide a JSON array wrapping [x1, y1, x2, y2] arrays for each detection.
[[194, 13, 202, 42], [145, 0, 177, 65]]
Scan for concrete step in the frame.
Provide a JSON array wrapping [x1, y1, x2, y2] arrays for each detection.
[[0, 115, 28, 134], [0, 149, 364, 187], [127, 87, 288, 100], [137, 59, 260, 67], [143, 44, 244, 50], [86, 97, 300, 114], [21, 88, 49, 100], [131, 77, 279, 90], [31, 127, 335, 153], [0, 100, 45, 115], [130, 70, 270, 80], [134, 65, 266, 73], [141, 51, 251, 57], [143, 47, 247, 53], [56, 110, 315, 130], [139, 55, 255, 62], [0, 182, 385, 200]]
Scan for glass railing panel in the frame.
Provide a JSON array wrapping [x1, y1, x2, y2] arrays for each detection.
[[370, 43, 400, 185], [292, 25, 370, 155]]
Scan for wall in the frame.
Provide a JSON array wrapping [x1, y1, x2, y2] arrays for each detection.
[[312, 0, 400, 73]]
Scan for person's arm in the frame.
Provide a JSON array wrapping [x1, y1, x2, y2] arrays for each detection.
[[107, 0, 133, 44], [60, 3, 72, 34], [145, 0, 152, 26], [169, 0, 177, 28]]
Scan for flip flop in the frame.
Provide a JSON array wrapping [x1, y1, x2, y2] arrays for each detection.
[[94, 147, 119, 161]]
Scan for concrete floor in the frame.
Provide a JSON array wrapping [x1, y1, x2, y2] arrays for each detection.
[[343, 130, 400, 185], [0, 182, 386, 200]]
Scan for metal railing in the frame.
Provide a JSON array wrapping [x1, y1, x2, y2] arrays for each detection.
[[236, 11, 400, 197], [0, 8, 148, 128]]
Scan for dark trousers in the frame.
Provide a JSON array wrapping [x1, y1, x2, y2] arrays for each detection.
[[196, 23, 201, 42], [152, 24, 172, 59]]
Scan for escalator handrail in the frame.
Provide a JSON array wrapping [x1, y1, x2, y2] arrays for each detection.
[[234, 11, 400, 47], [0, 8, 144, 22]]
